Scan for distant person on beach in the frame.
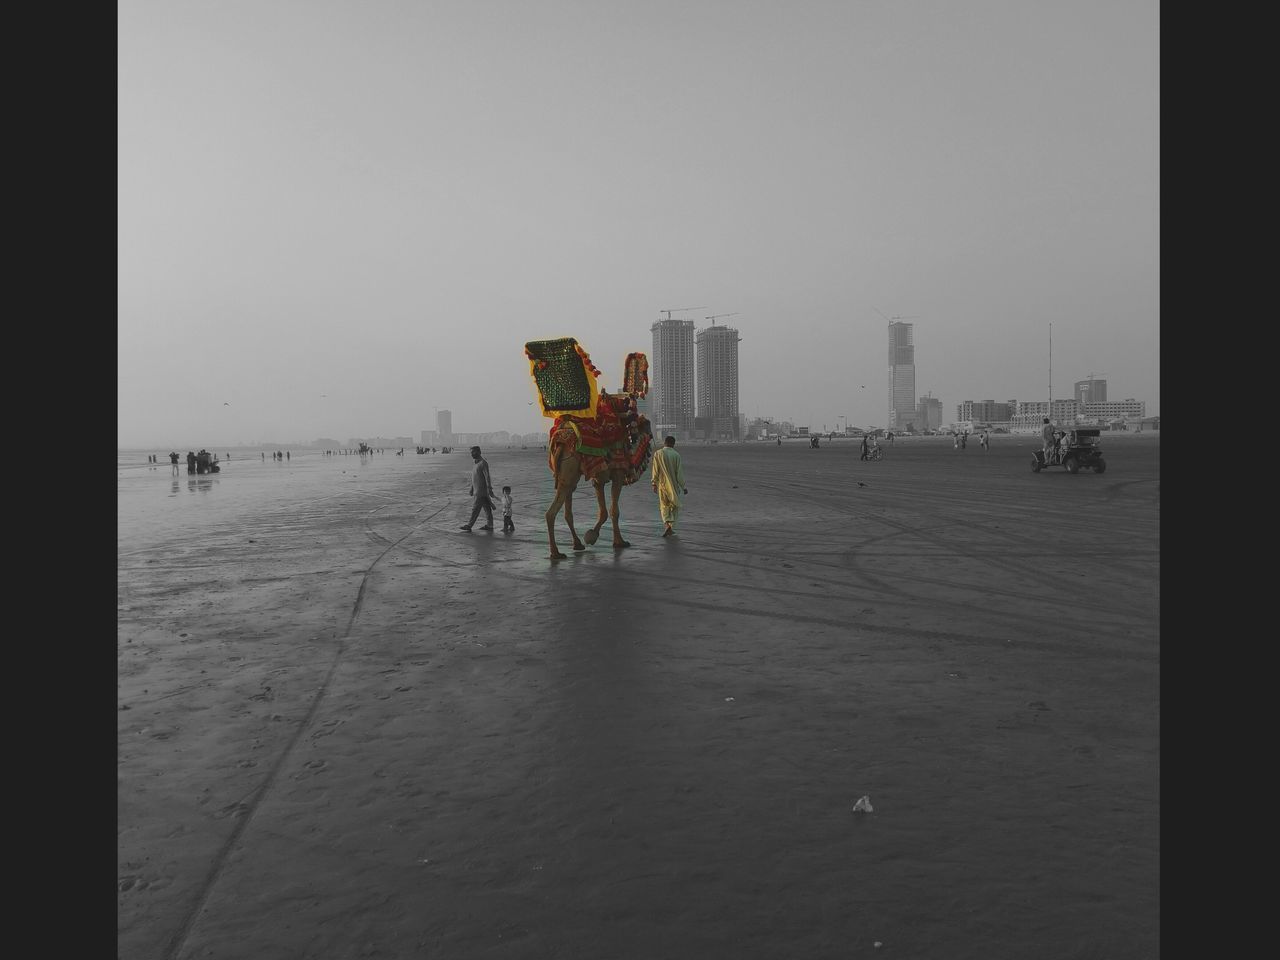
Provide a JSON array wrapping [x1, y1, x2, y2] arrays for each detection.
[[860, 435, 870, 461], [500, 485, 515, 533], [460, 446, 496, 531], [169, 451, 180, 475], [187, 451, 197, 474], [650, 435, 687, 538], [980, 431, 989, 450], [1041, 417, 1056, 463]]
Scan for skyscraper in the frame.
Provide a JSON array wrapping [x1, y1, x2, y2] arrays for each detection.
[[1074, 378, 1107, 404], [696, 323, 741, 440], [887, 321, 916, 430], [436, 409, 452, 445], [650, 318, 695, 438]]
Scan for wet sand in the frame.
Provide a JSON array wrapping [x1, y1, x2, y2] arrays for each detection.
[[118, 435, 1159, 959]]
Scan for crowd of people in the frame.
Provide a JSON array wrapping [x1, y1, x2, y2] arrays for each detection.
[[165, 449, 222, 474]]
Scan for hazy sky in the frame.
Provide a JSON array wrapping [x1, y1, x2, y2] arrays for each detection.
[[118, 0, 1158, 447]]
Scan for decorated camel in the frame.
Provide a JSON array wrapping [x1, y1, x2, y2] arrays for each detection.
[[525, 338, 653, 560]]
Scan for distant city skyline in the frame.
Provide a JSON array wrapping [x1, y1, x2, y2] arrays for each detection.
[[117, 344, 1154, 448], [116, 301, 1155, 448], [116, 304, 1153, 447]]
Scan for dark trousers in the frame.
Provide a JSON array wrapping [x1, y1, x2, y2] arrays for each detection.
[[467, 498, 494, 527]]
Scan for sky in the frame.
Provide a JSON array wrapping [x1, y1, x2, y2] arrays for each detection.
[[118, 0, 1158, 447]]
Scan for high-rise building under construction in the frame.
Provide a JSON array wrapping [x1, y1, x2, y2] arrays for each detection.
[[887, 322, 916, 431], [650, 318, 696, 438], [696, 323, 741, 440], [1074, 378, 1108, 404]]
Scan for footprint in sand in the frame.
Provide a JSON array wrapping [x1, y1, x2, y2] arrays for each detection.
[[216, 800, 252, 820], [293, 758, 329, 779]]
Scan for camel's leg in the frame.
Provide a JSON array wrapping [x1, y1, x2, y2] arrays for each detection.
[[545, 484, 570, 560], [565, 488, 588, 551], [545, 456, 582, 560], [609, 477, 629, 547], [552, 457, 587, 552], [584, 478, 607, 545]]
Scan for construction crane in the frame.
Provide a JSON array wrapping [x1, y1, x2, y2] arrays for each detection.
[[1079, 371, 1108, 399], [705, 312, 739, 326], [658, 306, 705, 320], [873, 306, 921, 322]]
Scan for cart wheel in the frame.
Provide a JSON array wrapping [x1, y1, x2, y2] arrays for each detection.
[[1094, 458, 1106, 474], [1065, 456, 1079, 474], [1031, 459, 1041, 473]]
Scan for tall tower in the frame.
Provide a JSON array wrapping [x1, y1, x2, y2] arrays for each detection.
[[887, 322, 916, 430], [696, 323, 741, 440], [436, 409, 452, 445], [650, 318, 696, 438]]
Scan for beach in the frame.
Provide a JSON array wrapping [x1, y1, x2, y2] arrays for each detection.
[[118, 434, 1159, 959]]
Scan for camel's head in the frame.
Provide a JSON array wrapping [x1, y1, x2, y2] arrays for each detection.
[[628, 414, 654, 478]]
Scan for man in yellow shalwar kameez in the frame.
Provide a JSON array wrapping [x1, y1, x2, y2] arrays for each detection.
[[649, 435, 687, 537]]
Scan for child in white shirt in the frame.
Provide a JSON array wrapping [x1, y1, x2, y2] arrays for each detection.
[[500, 485, 514, 533]]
